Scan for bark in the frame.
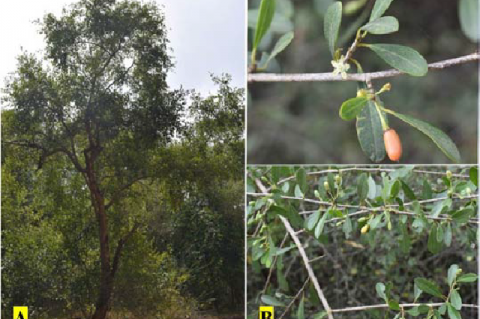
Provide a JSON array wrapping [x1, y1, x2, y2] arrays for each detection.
[[87, 164, 114, 319]]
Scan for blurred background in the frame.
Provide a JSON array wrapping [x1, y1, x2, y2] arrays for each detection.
[[247, 0, 478, 164]]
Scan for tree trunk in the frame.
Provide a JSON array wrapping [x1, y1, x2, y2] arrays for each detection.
[[91, 196, 113, 319], [87, 165, 114, 319]]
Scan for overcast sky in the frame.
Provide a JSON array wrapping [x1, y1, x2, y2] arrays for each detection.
[[0, 0, 245, 96]]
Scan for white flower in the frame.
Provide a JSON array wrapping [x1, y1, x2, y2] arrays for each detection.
[[331, 57, 350, 79]]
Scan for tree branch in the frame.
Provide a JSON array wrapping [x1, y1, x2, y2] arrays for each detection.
[[247, 193, 480, 225], [111, 222, 140, 278], [278, 278, 310, 319], [105, 175, 148, 210], [248, 52, 479, 82], [255, 178, 334, 319], [330, 303, 479, 313]]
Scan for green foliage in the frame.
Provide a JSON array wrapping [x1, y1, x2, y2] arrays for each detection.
[[369, 0, 394, 22], [3, 69, 244, 318], [249, 0, 294, 70], [365, 44, 428, 76], [459, 0, 480, 42], [324, 2, 343, 56], [247, 166, 478, 319], [339, 96, 368, 121], [360, 16, 398, 35], [356, 83, 388, 162], [248, 0, 477, 164], [386, 110, 461, 163]]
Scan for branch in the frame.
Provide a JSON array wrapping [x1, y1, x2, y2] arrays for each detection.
[[254, 179, 334, 319], [269, 167, 470, 192], [278, 278, 310, 319], [248, 52, 480, 82], [111, 222, 140, 278], [247, 193, 480, 225], [105, 175, 148, 210], [331, 303, 479, 313]]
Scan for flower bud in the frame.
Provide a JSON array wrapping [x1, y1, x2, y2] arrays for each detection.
[[335, 175, 342, 184], [361, 224, 370, 234], [446, 170, 452, 179], [324, 181, 330, 191]]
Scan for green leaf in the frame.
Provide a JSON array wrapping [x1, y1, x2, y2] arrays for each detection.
[[450, 290, 462, 310], [340, 97, 368, 121], [439, 304, 447, 315], [457, 273, 478, 283], [370, 0, 394, 21], [261, 294, 286, 307], [273, 245, 296, 256], [436, 223, 444, 242], [406, 307, 420, 316], [343, 215, 353, 238], [361, 16, 399, 34], [307, 210, 322, 230], [314, 311, 328, 319], [297, 296, 305, 319], [328, 173, 336, 193], [390, 180, 401, 198], [264, 31, 294, 68], [356, 91, 387, 162], [368, 176, 377, 199], [388, 300, 400, 311], [459, 0, 479, 42], [324, 2, 343, 56], [448, 264, 459, 286], [296, 167, 308, 192], [451, 207, 473, 224], [444, 223, 452, 247], [295, 184, 304, 198], [423, 179, 433, 199], [357, 173, 369, 201], [400, 223, 411, 253], [366, 44, 428, 76], [414, 278, 444, 298], [402, 181, 416, 200], [253, 0, 276, 50], [386, 110, 461, 163], [447, 303, 462, 319], [315, 211, 329, 238], [369, 213, 383, 229], [376, 282, 387, 301], [469, 167, 478, 187], [428, 224, 442, 254]]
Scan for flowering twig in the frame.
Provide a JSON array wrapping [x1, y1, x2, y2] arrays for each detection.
[[248, 52, 479, 82]]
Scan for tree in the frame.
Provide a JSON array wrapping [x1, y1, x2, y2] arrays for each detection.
[[3, 1, 185, 318]]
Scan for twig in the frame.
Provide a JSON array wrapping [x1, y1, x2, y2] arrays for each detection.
[[278, 278, 310, 319], [330, 303, 479, 313], [280, 215, 334, 319], [269, 167, 470, 191], [261, 233, 289, 295], [248, 52, 480, 82], [247, 193, 480, 224], [255, 178, 334, 319]]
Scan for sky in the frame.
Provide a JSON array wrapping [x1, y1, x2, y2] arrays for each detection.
[[0, 0, 246, 96]]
